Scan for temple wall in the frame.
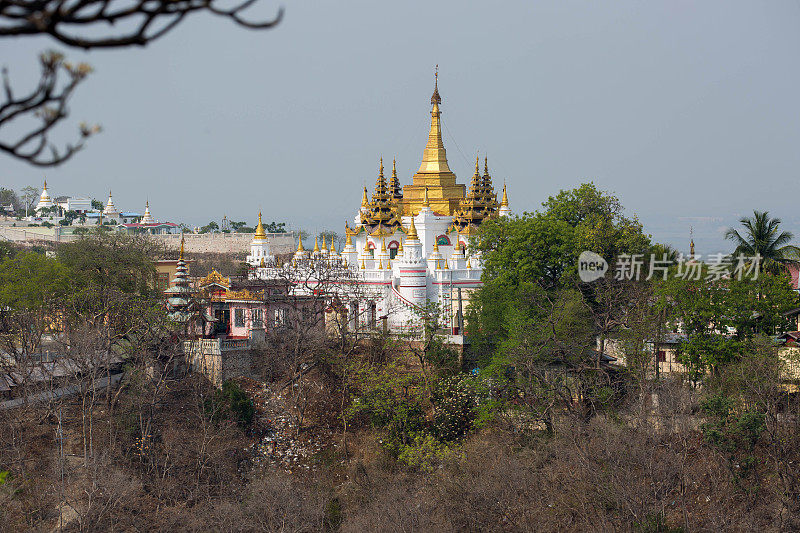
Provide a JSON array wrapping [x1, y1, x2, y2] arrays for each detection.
[[158, 232, 296, 254]]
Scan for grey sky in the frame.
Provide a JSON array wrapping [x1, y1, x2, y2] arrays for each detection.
[[3, 1, 800, 256]]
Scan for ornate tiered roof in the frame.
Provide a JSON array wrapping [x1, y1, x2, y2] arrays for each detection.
[[360, 158, 403, 233]]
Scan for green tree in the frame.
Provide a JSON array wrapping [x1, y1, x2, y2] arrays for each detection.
[[265, 221, 287, 233], [20, 186, 39, 216], [0, 188, 20, 213], [0, 252, 68, 359], [199, 221, 219, 234], [659, 270, 797, 381], [725, 210, 799, 273], [478, 183, 651, 291]]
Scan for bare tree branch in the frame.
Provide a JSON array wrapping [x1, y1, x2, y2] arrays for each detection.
[[0, 50, 98, 166], [0, 0, 283, 48], [0, 0, 283, 166]]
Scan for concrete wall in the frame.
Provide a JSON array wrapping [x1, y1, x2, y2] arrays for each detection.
[[157, 232, 296, 254], [0, 225, 296, 255], [183, 339, 253, 387]]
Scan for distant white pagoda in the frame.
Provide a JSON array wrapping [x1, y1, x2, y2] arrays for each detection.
[[141, 201, 155, 223], [103, 191, 120, 216], [35, 179, 54, 212]]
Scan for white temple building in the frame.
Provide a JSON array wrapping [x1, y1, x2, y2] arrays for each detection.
[[246, 76, 511, 335]]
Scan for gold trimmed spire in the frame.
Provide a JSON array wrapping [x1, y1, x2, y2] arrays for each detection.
[[321, 235, 328, 252], [501, 183, 509, 207], [297, 236, 305, 253], [346, 231, 353, 247], [313, 236, 320, 253], [690, 227, 695, 257], [361, 187, 369, 208], [381, 238, 387, 252], [254, 211, 266, 240], [417, 67, 451, 175], [407, 216, 419, 240]]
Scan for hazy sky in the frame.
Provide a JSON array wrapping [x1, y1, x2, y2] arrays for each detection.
[[4, 1, 800, 255]]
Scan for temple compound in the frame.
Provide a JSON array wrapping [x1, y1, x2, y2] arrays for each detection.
[[245, 75, 511, 335]]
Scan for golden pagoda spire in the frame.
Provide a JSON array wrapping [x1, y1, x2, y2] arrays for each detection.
[[360, 258, 365, 269], [501, 183, 509, 207], [690, 227, 695, 257], [443, 259, 449, 270], [433, 240, 439, 252], [313, 236, 320, 253], [297, 236, 305, 252], [466, 257, 472, 269], [417, 66, 451, 175], [407, 216, 419, 240], [321, 235, 328, 252], [392, 158, 397, 178], [475, 154, 480, 175], [379, 157, 384, 177], [346, 231, 353, 247], [381, 238, 387, 252], [361, 187, 369, 208], [484, 156, 489, 175], [254, 211, 266, 240], [378, 258, 383, 269]]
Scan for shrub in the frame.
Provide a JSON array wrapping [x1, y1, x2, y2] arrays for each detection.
[[206, 380, 255, 426]]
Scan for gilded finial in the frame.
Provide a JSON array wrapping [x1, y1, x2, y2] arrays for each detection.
[[346, 231, 353, 246], [378, 258, 383, 269], [431, 65, 441, 105], [466, 257, 472, 269], [297, 236, 305, 253], [360, 258, 365, 269], [43, 178, 48, 189], [379, 157, 384, 177], [254, 211, 266, 240], [398, 240, 404, 252], [443, 259, 449, 270], [433, 240, 439, 252], [475, 154, 480, 175], [313, 236, 320, 253], [179, 233, 185, 260], [407, 216, 418, 240], [501, 183, 509, 207], [361, 187, 369, 208], [484, 156, 488, 175], [381, 238, 387, 252], [321, 236, 328, 252], [392, 158, 397, 178], [690, 227, 695, 257]]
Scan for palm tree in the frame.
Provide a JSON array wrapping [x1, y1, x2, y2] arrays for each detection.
[[725, 210, 800, 273]]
